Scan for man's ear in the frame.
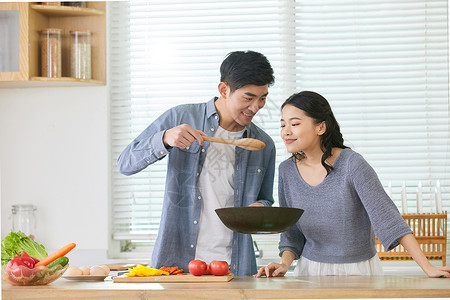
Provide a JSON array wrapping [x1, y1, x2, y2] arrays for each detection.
[[318, 121, 326, 136], [218, 82, 230, 98]]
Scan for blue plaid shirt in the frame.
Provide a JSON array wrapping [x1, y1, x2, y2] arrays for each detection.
[[118, 97, 276, 276]]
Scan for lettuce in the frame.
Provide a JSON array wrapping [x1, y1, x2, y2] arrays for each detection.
[[1, 230, 48, 266]]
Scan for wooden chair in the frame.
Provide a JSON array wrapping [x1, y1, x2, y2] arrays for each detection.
[[375, 212, 447, 266]]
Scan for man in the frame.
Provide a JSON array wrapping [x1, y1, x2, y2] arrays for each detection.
[[118, 50, 276, 276]]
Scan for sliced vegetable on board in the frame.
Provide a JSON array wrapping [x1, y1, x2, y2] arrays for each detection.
[[126, 264, 169, 277]]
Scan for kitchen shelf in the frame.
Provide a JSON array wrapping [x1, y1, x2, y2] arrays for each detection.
[[30, 4, 105, 17], [0, 2, 106, 88], [0, 77, 104, 88]]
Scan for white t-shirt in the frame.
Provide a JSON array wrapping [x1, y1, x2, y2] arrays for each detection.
[[194, 126, 244, 264]]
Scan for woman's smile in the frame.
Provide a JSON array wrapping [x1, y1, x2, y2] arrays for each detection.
[[284, 138, 296, 145]]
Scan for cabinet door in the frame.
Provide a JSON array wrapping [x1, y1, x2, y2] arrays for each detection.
[[0, 2, 29, 81]]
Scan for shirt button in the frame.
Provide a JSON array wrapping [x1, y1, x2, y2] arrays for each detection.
[[196, 173, 199, 176], [257, 169, 261, 173], [211, 128, 215, 132], [186, 146, 190, 150], [194, 220, 198, 224], [160, 151, 164, 155], [198, 196, 202, 200], [215, 116, 218, 119], [191, 244, 194, 248], [201, 149, 205, 153], [146, 160, 150, 164]]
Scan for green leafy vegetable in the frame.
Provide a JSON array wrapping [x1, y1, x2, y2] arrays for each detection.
[[1, 230, 48, 266]]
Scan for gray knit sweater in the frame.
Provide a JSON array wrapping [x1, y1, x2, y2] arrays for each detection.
[[278, 148, 413, 263]]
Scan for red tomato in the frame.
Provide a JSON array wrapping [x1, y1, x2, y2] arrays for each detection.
[[209, 260, 229, 276], [188, 260, 207, 276]]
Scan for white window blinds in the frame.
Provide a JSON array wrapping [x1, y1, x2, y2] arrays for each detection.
[[292, 0, 450, 215], [109, 0, 449, 257]]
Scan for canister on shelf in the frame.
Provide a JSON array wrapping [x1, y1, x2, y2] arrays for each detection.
[[40, 28, 62, 77], [41, 2, 61, 6], [70, 30, 91, 79], [64, 2, 86, 7]]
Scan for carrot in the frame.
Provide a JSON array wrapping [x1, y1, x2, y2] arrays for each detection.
[[35, 243, 76, 267]]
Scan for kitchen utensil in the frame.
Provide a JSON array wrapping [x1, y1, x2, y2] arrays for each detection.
[[113, 273, 233, 283], [106, 263, 148, 271], [62, 275, 107, 281], [215, 207, 304, 234], [203, 136, 265, 151]]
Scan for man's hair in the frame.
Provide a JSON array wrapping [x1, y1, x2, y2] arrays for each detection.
[[220, 51, 275, 93]]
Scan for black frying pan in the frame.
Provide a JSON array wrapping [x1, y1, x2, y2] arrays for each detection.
[[215, 207, 304, 234]]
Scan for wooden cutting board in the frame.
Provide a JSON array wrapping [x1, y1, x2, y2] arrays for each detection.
[[113, 274, 233, 283]]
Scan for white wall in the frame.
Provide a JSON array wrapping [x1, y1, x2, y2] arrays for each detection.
[[0, 86, 109, 255]]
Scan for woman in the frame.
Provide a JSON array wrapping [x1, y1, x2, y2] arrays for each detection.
[[255, 91, 450, 277]]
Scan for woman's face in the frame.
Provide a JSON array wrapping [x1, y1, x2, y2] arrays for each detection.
[[280, 104, 324, 154]]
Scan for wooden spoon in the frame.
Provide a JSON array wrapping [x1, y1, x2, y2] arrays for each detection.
[[203, 136, 265, 151]]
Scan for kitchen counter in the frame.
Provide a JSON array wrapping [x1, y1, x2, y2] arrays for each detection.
[[2, 275, 450, 299]]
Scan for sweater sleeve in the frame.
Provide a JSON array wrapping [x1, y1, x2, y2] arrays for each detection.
[[349, 152, 413, 251], [278, 162, 305, 259]]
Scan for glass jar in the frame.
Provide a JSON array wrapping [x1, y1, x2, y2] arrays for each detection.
[[41, 2, 61, 6], [40, 28, 62, 78], [70, 30, 91, 79], [11, 205, 37, 240], [64, 2, 86, 7]]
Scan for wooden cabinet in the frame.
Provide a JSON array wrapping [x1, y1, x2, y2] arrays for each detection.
[[0, 2, 105, 88]]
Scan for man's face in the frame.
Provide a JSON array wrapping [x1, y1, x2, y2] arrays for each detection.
[[222, 84, 269, 130]]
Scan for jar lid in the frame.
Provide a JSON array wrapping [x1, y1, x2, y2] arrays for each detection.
[[40, 28, 62, 33], [70, 29, 91, 35], [11, 204, 36, 213]]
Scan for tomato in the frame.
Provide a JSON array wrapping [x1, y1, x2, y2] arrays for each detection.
[[188, 260, 207, 276], [209, 260, 229, 276]]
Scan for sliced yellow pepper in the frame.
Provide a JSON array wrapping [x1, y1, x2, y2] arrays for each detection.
[[125, 264, 170, 277]]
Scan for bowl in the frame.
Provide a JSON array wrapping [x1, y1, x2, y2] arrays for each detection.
[[215, 207, 304, 234], [1, 264, 69, 286]]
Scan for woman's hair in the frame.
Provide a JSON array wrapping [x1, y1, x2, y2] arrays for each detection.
[[220, 51, 275, 93], [281, 91, 348, 175]]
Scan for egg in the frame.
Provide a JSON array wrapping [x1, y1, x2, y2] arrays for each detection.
[[65, 266, 83, 275], [79, 266, 90, 275], [90, 265, 107, 275], [99, 265, 110, 274]]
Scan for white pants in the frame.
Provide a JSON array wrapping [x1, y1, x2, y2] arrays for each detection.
[[293, 255, 384, 276]]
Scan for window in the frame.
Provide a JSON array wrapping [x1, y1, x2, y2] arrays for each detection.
[[109, 0, 449, 259]]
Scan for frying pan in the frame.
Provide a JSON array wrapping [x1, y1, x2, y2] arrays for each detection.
[[215, 207, 304, 234]]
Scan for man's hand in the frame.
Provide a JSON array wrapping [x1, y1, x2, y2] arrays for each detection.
[[163, 124, 208, 149]]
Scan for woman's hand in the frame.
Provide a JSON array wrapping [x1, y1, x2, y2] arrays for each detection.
[[253, 262, 290, 278], [248, 202, 264, 207], [398, 234, 450, 278], [423, 265, 450, 278]]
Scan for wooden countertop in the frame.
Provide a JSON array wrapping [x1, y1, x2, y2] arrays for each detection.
[[2, 275, 450, 299]]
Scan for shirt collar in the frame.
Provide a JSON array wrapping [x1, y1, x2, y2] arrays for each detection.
[[206, 97, 218, 118]]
